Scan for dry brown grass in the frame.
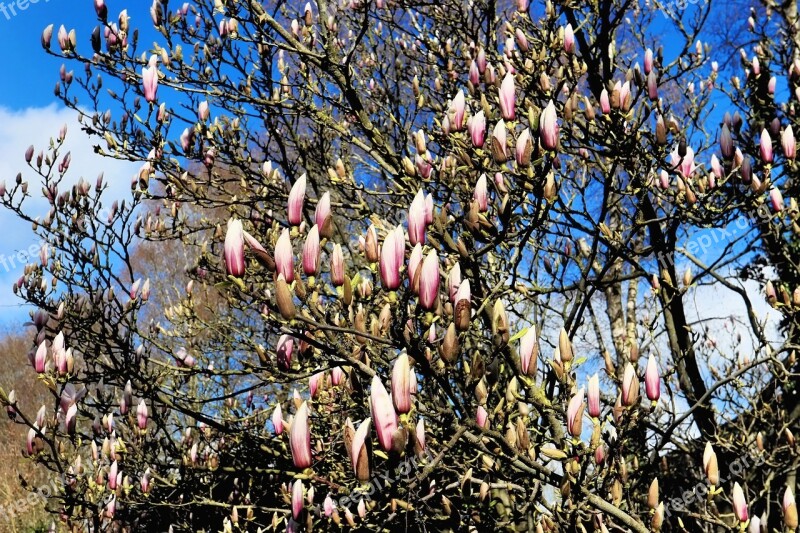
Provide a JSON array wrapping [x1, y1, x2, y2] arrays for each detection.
[[0, 327, 54, 533]]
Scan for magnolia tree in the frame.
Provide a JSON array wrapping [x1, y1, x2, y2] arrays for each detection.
[[2, 0, 800, 531]]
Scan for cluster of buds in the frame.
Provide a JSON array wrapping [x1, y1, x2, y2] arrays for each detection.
[[277, 356, 426, 490], [764, 280, 800, 310], [30, 331, 75, 376]]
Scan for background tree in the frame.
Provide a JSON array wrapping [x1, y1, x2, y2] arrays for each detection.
[[0, 0, 797, 531]]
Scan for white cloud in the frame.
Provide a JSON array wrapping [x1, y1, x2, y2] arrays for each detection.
[[689, 277, 783, 345], [0, 104, 135, 323]]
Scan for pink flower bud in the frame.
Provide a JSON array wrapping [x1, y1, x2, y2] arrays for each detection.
[[42, 405, 55, 430], [272, 404, 283, 435], [370, 376, 398, 452], [588, 374, 601, 417], [180, 128, 194, 152], [645, 355, 660, 401], [515, 28, 528, 52], [350, 418, 371, 478], [42, 24, 54, 50], [474, 174, 489, 212], [275, 228, 295, 283], [760, 129, 773, 163], [141, 469, 151, 494], [309, 372, 322, 398], [302, 225, 321, 276], [539, 100, 559, 150], [415, 153, 432, 179], [469, 60, 480, 86], [415, 418, 426, 452], [719, 124, 734, 159], [600, 89, 611, 114], [476, 405, 488, 428], [380, 227, 403, 290], [242, 231, 267, 259], [519, 326, 538, 376], [276, 334, 294, 371], [619, 81, 632, 111], [644, 48, 654, 74], [224, 219, 245, 277], [57, 25, 69, 52], [332, 366, 344, 386], [26, 427, 36, 455], [408, 243, 423, 292], [486, 62, 497, 82], [621, 362, 639, 406], [469, 111, 486, 147], [65, 403, 77, 434], [324, 494, 335, 517], [109, 460, 119, 489], [364, 224, 379, 263], [732, 482, 749, 522], [647, 71, 658, 101], [290, 401, 312, 468], [499, 72, 516, 120], [658, 170, 669, 189], [567, 388, 585, 437], [765, 280, 777, 304], [137, 399, 148, 430], [564, 24, 575, 54], [671, 146, 697, 178], [476, 48, 487, 72], [315, 192, 332, 236], [492, 120, 508, 160], [784, 126, 797, 159], [55, 347, 69, 376], [784, 486, 798, 529], [137, 278, 150, 301], [408, 190, 427, 246], [447, 263, 462, 302], [105, 496, 116, 519], [331, 243, 345, 286], [424, 193, 434, 224], [118, 385, 131, 422], [703, 442, 719, 485], [515, 128, 533, 166], [34, 340, 47, 373], [770, 187, 784, 212], [198, 100, 209, 121], [287, 174, 307, 226], [768, 76, 776, 94], [392, 353, 412, 413], [142, 56, 159, 103], [292, 479, 304, 520], [451, 90, 466, 130], [418, 250, 440, 310], [710, 154, 722, 178]]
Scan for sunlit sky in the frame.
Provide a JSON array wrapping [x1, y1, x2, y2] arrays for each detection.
[[0, 0, 776, 342], [0, 1, 149, 323]]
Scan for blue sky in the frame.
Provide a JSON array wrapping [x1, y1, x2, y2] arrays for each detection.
[[0, 0, 83, 106], [0, 0, 779, 343], [0, 1, 141, 323]]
